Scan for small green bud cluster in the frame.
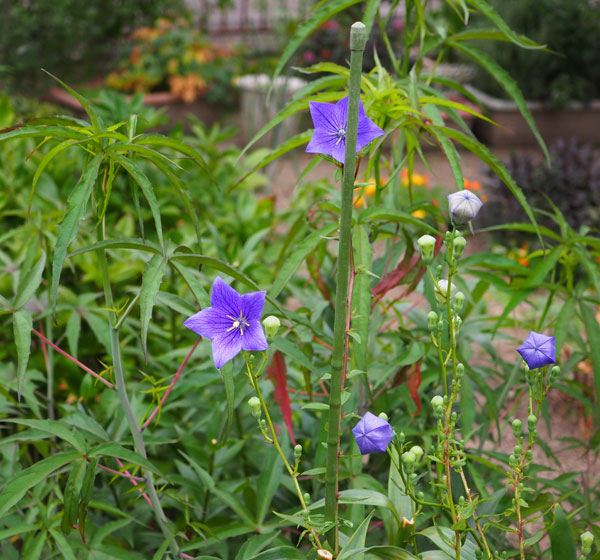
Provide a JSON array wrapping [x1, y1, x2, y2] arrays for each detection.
[[581, 530, 594, 557], [248, 396, 261, 418], [453, 235, 467, 259], [417, 234, 436, 264], [512, 419, 522, 437], [453, 291, 465, 313], [427, 311, 438, 331], [294, 444, 303, 460], [431, 395, 444, 418], [527, 415, 537, 432]]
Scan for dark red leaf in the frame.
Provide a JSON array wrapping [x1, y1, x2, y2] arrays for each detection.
[[266, 351, 296, 445]]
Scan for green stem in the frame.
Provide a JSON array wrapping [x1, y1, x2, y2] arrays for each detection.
[[324, 22, 367, 552], [97, 248, 180, 559]]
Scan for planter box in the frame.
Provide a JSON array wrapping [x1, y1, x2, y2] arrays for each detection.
[[468, 86, 600, 147], [45, 87, 228, 130]]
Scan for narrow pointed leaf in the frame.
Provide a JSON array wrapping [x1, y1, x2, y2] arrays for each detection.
[[51, 154, 103, 315], [140, 253, 168, 361], [548, 505, 577, 560], [14, 251, 46, 310], [13, 308, 32, 400]]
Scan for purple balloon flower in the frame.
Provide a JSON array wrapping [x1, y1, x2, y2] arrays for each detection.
[[352, 411, 394, 455], [184, 277, 268, 369], [447, 190, 483, 225], [517, 331, 556, 370], [305, 96, 384, 164]]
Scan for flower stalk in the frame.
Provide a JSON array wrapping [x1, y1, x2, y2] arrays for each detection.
[[324, 21, 367, 551]]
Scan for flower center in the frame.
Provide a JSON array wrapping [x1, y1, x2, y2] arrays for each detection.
[[226, 312, 250, 336], [335, 124, 346, 145]]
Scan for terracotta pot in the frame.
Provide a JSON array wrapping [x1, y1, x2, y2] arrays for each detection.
[[467, 85, 600, 147]]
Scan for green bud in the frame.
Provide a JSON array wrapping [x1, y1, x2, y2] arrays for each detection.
[[410, 445, 424, 462], [456, 363, 465, 378], [398, 432, 405, 443], [581, 530, 594, 553], [417, 491, 424, 501], [303, 492, 311, 505], [454, 291, 465, 313], [435, 279, 456, 306], [453, 235, 467, 259], [417, 234, 436, 264], [551, 365, 560, 379], [527, 415, 537, 431], [451, 411, 457, 422], [458, 496, 465, 506], [262, 315, 281, 339], [378, 412, 389, 421], [475, 548, 483, 560], [509, 455, 517, 468], [294, 444, 303, 459], [526, 450, 533, 461], [248, 396, 261, 418], [514, 445, 522, 457], [260, 418, 267, 429], [401, 450, 417, 468], [512, 419, 522, 437], [431, 395, 444, 409], [409, 473, 418, 482], [437, 320, 444, 332], [427, 311, 438, 331]]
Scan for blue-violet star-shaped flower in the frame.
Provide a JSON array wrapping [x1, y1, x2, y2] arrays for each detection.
[[306, 96, 384, 164], [517, 331, 556, 370], [184, 277, 268, 369], [352, 411, 394, 455], [447, 190, 483, 225]]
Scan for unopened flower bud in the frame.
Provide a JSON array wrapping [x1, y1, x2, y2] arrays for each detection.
[[458, 496, 465, 506], [431, 395, 444, 409], [398, 431, 405, 443], [260, 418, 267, 429], [512, 419, 522, 437], [303, 492, 311, 505], [317, 549, 333, 560], [527, 415, 537, 431], [402, 450, 416, 468], [581, 530, 594, 554], [448, 190, 483, 226], [427, 311, 438, 331], [454, 291, 465, 313], [551, 365, 560, 379], [437, 320, 444, 332], [248, 396, 261, 417], [378, 412, 389, 421], [514, 445, 522, 457], [509, 454, 517, 468], [410, 445, 424, 462], [417, 234, 436, 264], [294, 444, 303, 459], [262, 315, 281, 339], [456, 363, 464, 378], [417, 491, 424, 501], [526, 450, 533, 461], [453, 235, 467, 258], [435, 279, 456, 305]]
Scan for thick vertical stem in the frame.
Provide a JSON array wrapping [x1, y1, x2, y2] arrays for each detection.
[[324, 22, 367, 551]]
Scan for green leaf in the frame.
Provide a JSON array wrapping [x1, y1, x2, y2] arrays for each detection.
[[13, 308, 32, 400], [345, 546, 419, 559], [152, 535, 176, 560], [580, 303, 600, 413], [256, 443, 283, 525], [0, 451, 81, 516], [65, 312, 81, 360], [140, 254, 168, 361], [68, 238, 162, 258], [133, 133, 208, 171], [61, 458, 87, 533], [109, 152, 164, 249], [247, 547, 307, 560], [218, 361, 235, 444], [338, 511, 374, 560], [269, 223, 338, 299], [270, 0, 363, 84], [0, 524, 39, 541], [21, 530, 46, 560], [419, 526, 478, 560], [236, 533, 282, 560], [14, 251, 46, 310], [51, 154, 103, 315], [49, 529, 78, 560], [0, 125, 88, 143], [2, 419, 87, 453], [42, 70, 101, 131], [448, 41, 549, 161], [87, 442, 160, 474], [548, 505, 577, 560]]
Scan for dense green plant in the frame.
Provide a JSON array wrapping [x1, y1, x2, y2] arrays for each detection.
[[0, 0, 185, 91], [0, 1, 598, 559], [481, 138, 600, 240], [467, 0, 600, 107]]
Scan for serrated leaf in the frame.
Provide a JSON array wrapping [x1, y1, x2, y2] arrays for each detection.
[[51, 154, 103, 315], [0, 451, 81, 516], [140, 253, 168, 361], [13, 308, 32, 400]]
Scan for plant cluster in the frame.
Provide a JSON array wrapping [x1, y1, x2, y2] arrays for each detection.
[[106, 16, 241, 104], [0, 1, 599, 560]]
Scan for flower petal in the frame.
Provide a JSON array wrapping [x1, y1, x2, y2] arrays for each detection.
[[335, 96, 350, 127], [240, 321, 268, 352], [356, 115, 384, 151], [306, 127, 338, 159], [241, 290, 266, 321], [211, 276, 241, 316], [330, 138, 347, 164], [309, 101, 339, 134], [212, 330, 242, 369], [183, 307, 230, 339]]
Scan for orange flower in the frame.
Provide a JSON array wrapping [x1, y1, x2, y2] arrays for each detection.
[[353, 178, 384, 207], [411, 209, 426, 219], [464, 179, 482, 191], [401, 168, 428, 187]]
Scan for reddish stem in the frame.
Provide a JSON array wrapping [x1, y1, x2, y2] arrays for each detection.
[[98, 463, 145, 481], [114, 457, 152, 507], [141, 337, 201, 431], [31, 327, 115, 390]]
